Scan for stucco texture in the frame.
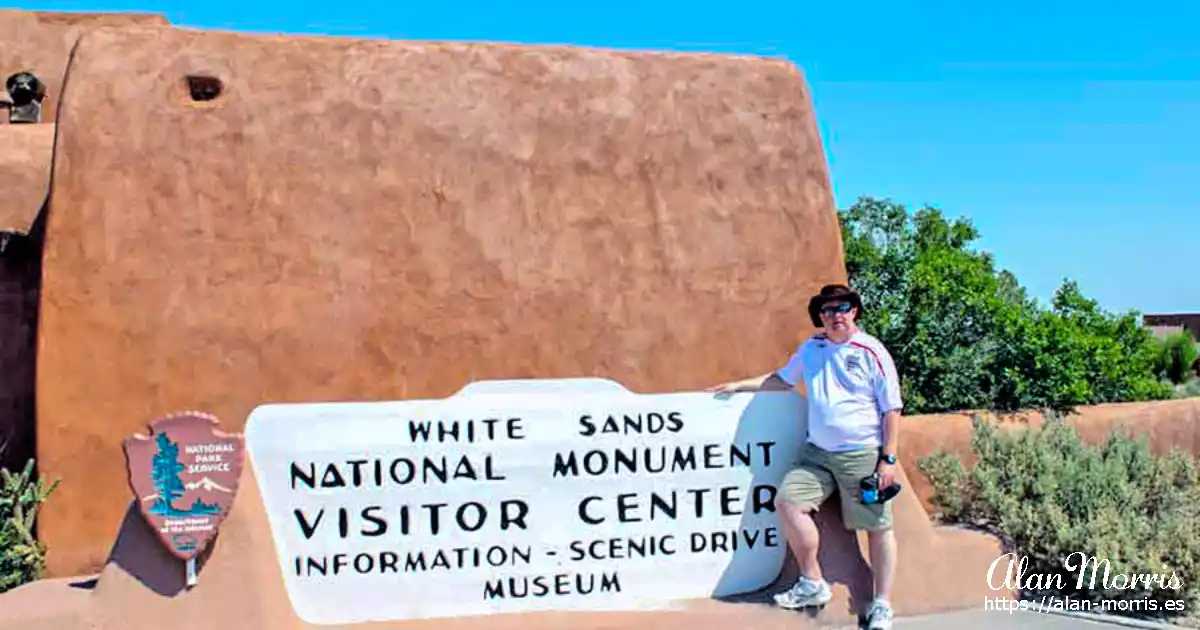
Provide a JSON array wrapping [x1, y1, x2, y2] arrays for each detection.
[[0, 124, 53, 232]]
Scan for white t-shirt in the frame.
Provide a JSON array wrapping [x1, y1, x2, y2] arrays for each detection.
[[775, 330, 903, 452]]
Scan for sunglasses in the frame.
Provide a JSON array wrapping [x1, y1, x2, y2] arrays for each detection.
[[820, 303, 853, 316]]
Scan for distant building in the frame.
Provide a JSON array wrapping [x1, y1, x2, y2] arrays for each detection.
[[1143, 313, 1200, 341]]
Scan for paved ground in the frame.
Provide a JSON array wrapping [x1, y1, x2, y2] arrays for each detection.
[[886, 609, 1171, 629]]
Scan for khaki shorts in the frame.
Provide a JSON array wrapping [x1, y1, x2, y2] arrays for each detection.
[[779, 442, 893, 531]]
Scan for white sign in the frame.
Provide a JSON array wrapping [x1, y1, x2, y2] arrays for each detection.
[[244, 378, 806, 625]]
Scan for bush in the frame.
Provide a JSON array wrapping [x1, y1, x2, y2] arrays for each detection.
[[1156, 331, 1199, 385], [1177, 378, 1200, 400], [0, 459, 60, 593], [919, 417, 1200, 622]]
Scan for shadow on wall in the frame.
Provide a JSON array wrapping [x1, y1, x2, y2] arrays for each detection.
[[711, 390, 875, 619], [101, 501, 219, 597], [0, 205, 43, 474]]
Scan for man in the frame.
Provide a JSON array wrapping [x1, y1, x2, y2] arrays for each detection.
[[708, 283, 902, 630]]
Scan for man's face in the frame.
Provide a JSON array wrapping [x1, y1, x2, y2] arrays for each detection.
[[819, 301, 856, 332]]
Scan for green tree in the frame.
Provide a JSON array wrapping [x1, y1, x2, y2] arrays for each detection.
[[839, 196, 1174, 414], [992, 281, 1171, 409]]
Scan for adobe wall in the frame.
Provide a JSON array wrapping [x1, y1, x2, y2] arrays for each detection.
[[0, 10, 168, 124], [0, 4, 168, 515], [35, 24, 847, 578]]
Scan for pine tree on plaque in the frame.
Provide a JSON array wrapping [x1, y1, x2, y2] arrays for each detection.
[[149, 432, 187, 516]]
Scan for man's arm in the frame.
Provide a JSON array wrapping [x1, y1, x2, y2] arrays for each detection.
[[870, 342, 904, 486], [870, 343, 904, 442], [880, 408, 900, 457]]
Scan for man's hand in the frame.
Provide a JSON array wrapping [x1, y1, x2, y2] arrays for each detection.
[[706, 381, 743, 394], [876, 461, 897, 490]]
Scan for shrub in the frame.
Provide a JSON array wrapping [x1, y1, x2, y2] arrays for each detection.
[[919, 416, 1200, 622], [1177, 378, 1200, 400], [0, 459, 60, 593]]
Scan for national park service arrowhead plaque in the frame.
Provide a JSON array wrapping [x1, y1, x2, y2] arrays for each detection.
[[123, 411, 244, 586]]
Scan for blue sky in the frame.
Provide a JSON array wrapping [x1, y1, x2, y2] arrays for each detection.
[[22, 0, 1200, 315]]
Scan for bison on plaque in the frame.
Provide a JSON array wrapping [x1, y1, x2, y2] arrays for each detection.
[[123, 411, 245, 586]]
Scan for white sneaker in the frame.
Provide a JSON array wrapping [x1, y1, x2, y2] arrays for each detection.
[[865, 598, 894, 629], [772, 576, 832, 610]]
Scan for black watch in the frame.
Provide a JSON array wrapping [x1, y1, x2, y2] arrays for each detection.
[[879, 452, 897, 465]]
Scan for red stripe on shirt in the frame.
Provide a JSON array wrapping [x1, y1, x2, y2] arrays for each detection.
[[849, 341, 886, 377]]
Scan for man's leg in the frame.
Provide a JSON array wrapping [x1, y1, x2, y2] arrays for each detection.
[[776, 497, 823, 580], [867, 528, 896, 602], [772, 445, 837, 610], [829, 447, 896, 629]]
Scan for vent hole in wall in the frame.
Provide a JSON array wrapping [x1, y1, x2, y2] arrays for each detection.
[[186, 75, 223, 102]]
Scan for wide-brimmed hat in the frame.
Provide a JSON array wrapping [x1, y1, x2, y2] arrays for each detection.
[[807, 283, 863, 327]]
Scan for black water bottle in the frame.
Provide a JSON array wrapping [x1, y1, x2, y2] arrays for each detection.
[[860, 474, 879, 504]]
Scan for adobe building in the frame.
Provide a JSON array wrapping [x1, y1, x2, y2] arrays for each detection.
[[3, 8, 854, 581], [1144, 312, 1200, 341]]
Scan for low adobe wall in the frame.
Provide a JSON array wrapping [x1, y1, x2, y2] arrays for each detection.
[[900, 397, 1200, 514], [0, 417, 1007, 630], [4, 397, 1196, 630]]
